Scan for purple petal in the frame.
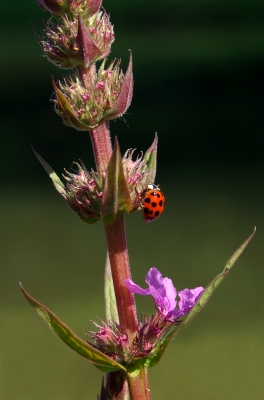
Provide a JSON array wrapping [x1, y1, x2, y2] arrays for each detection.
[[145, 268, 176, 313], [125, 267, 177, 314], [124, 279, 152, 297], [125, 267, 204, 322], [168, 287, 204, 320]]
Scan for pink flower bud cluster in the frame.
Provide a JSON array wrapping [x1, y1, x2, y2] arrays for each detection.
[[58, 140, 156, 222], [38, 10, 114, 69], [53, 58, 129, 129]]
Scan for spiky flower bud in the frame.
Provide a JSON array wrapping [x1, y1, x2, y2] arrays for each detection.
[[122, 149, 155, 211], [33, 149, 102, 223], [38, 9, 114, 69], [86, 313, 173, 365], [33, 135, 156, 224], [53, 53, 133, 129], [63, 161, 103, 222]]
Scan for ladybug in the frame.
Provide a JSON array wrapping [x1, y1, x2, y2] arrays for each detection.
[[143, 184, 165, 222]]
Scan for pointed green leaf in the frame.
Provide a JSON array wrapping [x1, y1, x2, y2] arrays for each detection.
[[101, 137, 132, 223], [104, 252, 119, 324], [146, 227, 256, 368], [180, 227, 256, 329], [20, 284, 126, 372], [32, 147, 67, 198]]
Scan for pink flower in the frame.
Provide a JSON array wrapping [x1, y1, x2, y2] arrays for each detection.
[[125, 267, 204, 321]]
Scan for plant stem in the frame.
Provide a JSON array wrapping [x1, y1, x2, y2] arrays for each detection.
[[127, 367, 152, 400], [104, 214, 138, 339], [79, 66, 149, 400], [89, 122, 113, 174]]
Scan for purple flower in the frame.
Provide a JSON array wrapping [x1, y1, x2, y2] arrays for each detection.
[[125, 267, 204, 321]]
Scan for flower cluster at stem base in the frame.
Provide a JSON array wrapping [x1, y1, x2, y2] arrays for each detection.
[[86, 268, 204, 365]]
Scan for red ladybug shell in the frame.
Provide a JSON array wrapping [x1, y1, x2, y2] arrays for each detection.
[[143, 185, 165, 222]]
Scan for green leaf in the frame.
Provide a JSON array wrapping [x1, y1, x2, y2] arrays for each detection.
[[20, 284, 126, 372], [104, 252, 119, 324], [101, 137, 133, 223], [146, 227, 256, 368], [32, 148, 67, 198]]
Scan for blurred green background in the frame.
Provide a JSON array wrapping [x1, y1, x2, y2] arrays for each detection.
[[1, 1, 264, 399]]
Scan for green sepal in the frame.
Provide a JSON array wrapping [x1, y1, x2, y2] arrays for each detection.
[[143, 133, 158, 183], [101, 137, 133, 224], [145, 228, 256, 368], [20, 284, 126, 372]]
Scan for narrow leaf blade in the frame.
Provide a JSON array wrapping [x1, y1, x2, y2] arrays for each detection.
[[20, 284, 125, 372], [32, 147, 67, 197], [146, 228, 256, 367]]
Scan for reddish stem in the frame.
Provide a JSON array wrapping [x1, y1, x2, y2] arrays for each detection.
[[127, 367, 152, 400], [90, 123, 113, 174], [104, 214, 138, 339], [77, 64, 96, 89], [78, 66, 148, 400]]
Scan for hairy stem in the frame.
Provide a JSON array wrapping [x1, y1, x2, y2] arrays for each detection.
[[90, 122, 113, 174]]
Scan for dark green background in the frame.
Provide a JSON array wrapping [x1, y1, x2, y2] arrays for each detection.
[[1, 1, 264, 399]]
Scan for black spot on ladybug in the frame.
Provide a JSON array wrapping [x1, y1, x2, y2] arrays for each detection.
[[142, 186, 165, 222]]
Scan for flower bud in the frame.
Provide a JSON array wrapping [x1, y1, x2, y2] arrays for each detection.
[[33, 134, 156, 224], [87, 321, 129, 363], [63, 161, 102, 222], [86, 314, 171, 365], [122, 134, 158, 211], [53, 52, 133, 129], [33, 149, 102, 224], [37, 8, 114, 69]]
